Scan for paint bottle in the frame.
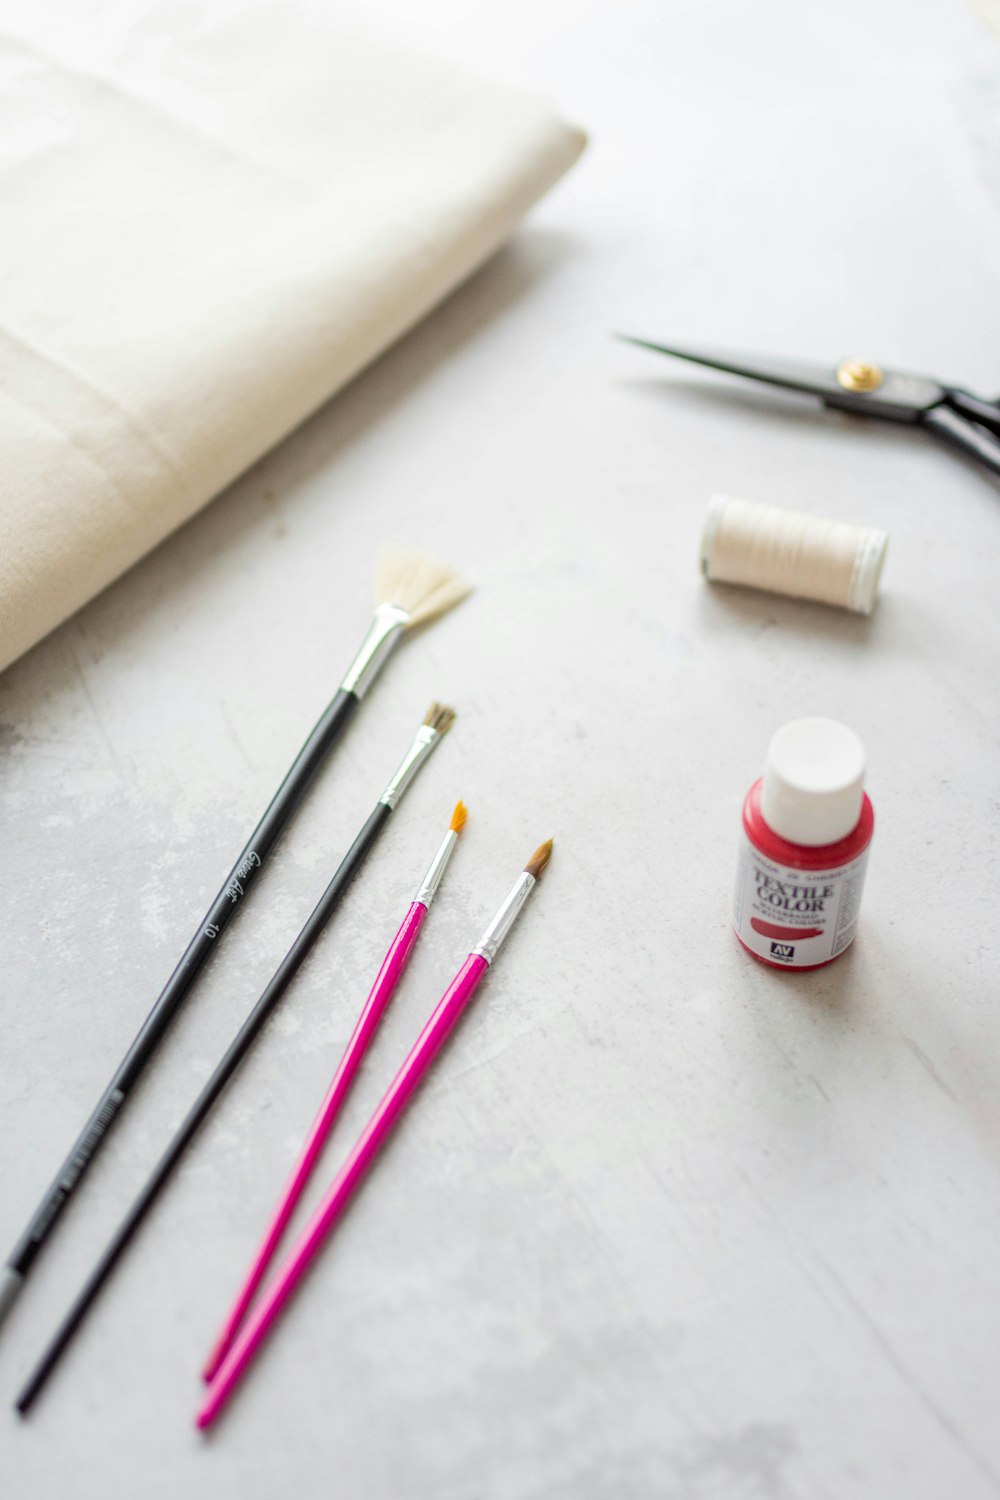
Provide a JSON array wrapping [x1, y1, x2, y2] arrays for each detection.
[[732, 718, 874, 970]]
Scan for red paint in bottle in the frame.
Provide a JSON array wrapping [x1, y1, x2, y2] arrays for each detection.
[[732, 719, 874, 971]]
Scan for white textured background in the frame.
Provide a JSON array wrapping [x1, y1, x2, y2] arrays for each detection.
[[2, 1, 1000, 1496]]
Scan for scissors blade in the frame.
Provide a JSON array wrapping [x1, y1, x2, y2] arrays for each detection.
[[617, 335, 943, 422]]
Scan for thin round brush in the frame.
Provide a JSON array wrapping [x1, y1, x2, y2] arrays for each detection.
[[196, 838, 553, 1430], [0, 550, 469, 1333], [15, 706, 457, 1415], [202, 800, 468, 1383]]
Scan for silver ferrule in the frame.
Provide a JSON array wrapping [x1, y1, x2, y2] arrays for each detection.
[[379, 724, 442, 810], [471, 871, 536, 965], [413, 828, 458, 908], [340, 602, 410, 699]]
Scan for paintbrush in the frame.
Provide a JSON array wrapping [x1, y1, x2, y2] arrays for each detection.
[[0, 550, 469, 1333], [196, 837, 553, 1430], [202, 799, 468, 1383], [16, 704, 456, 1413]]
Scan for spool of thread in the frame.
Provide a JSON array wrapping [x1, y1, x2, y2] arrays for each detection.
[[700, 495, 888, 615]]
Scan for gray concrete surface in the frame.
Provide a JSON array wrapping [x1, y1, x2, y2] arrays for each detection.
[[2, 1, 1000, 1495]]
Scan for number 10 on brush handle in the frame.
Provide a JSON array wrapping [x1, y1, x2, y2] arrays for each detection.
[[0, 686, 360, 1327]]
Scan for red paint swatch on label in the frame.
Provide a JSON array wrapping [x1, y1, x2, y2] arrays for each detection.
[[750, 917, 824, 941]]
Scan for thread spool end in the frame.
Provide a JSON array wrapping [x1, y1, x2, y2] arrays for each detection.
[[700, 494, 728, 578], [847, 528, 889, 616]]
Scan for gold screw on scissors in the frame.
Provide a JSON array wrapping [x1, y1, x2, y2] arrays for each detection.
[[616, 332, 1000, 478], [836, 358, 883, 393]]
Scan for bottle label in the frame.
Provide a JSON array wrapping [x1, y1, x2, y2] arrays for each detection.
[[732, 833, 870, 968]]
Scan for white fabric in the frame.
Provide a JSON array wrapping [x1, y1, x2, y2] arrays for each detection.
[[0, 2, 584, 671]]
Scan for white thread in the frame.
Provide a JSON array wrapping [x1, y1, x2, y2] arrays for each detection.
[[700, 495, 888, 615]]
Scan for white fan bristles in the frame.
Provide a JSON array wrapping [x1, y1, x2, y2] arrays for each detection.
[[375, 549, 472, 627]]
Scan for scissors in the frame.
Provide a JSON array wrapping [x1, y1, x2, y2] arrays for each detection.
[[619, 335, 1000, 479]]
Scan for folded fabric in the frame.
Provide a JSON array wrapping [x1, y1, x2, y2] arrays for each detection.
[[0, 2, 585, 672]]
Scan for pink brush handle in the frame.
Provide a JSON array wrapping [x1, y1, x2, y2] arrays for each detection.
[[201, 901, 428, 1383], [197, 952, 488, 1429]]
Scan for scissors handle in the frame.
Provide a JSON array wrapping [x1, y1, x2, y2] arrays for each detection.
[[944, 388, 1000, 441], [924, 403, 1000, 478]]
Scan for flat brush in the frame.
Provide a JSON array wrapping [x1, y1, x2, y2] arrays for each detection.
[[196, 837, 553, 1430], [16, 705, 457, 1415], [202, 799, 467, 1383], [0, 548, 468, 1331]]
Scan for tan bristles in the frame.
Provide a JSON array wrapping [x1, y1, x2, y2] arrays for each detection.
[[524, 839, 554, 879], [423, 702, 456, 736], [376, 549, 472, 627], [449, 800, 467, 833]]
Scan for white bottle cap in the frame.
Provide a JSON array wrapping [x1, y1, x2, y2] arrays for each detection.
[[761, 718, 866, 846]]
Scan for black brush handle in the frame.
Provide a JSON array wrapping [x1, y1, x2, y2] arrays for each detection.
[[2, 687, 360, 1310], [16, 800, 391, 1414]]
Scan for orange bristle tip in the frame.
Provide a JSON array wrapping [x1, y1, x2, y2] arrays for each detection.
[[450, 801, 468, 833], [524, 839, 554, 878]]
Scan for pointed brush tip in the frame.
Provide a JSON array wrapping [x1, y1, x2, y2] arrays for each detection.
[[524, 838, 554, 878], [450, 800, 468, 833]]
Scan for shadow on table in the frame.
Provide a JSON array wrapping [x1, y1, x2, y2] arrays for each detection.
[[0, 226, 578, 705]]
